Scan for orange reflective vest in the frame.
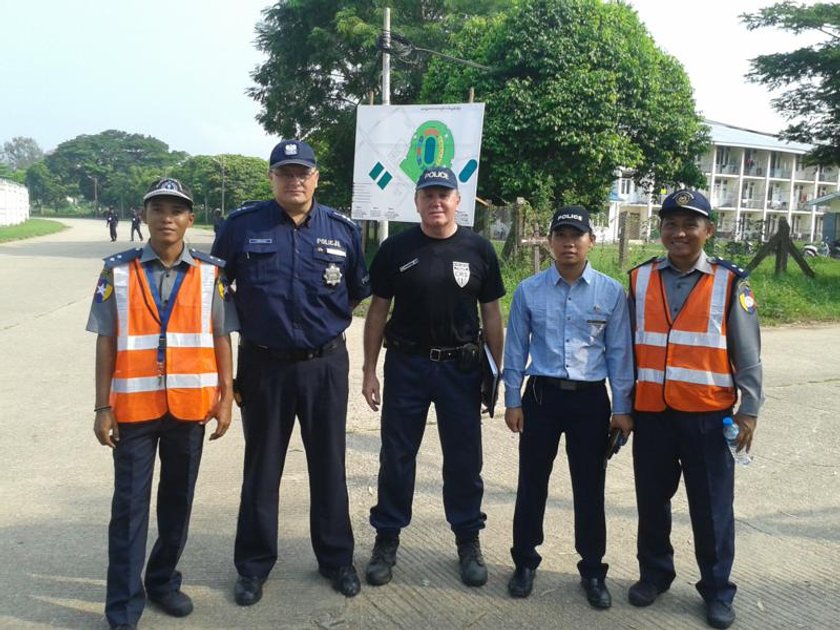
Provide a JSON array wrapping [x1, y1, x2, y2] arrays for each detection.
[[110, 258, 219, 423], [630, 260, 737, 412]]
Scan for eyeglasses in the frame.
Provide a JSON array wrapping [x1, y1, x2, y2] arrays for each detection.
[[271, 168, 317, 183]]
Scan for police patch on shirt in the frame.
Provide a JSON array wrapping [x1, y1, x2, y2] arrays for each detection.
[[324, 263, 342, 287], [218, 278, 232, 301], [452, 261, 470, 288], [738, 282, 757, 314], [94, 274, 113, 303]]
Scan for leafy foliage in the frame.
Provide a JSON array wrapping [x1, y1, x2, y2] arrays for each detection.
[[423, 0, 708, 214], [743, 2, 840, 164], [1, 136, 44, 170]]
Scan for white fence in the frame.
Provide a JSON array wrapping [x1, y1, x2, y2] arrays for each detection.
[[0, 179, 30, 226]]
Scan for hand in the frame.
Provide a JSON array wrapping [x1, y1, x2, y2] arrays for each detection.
[[733, 413, 757, 453], [610, 413, 634, 438], [505, 407, 524, 433], [362, 371, 381, 412], [202, 398, 232, 441], [94, 409, 119, 448]]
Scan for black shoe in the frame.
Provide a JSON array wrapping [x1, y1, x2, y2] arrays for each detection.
[[508, 567, 535, 598], [148, 589, 193, 617], [706, 601, 736, 629], [319, 565, 361, 597], [366, 534, 399, 586], [581, 578, 611, 609], [628, 580, 668, 607], [234, 575, 265, 606], [456, 537, 488, 587]]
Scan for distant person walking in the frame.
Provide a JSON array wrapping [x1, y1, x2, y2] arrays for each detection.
[[105, 208, 119, 242], [130, 209, 144, 242], [213, 208, 224, 234]]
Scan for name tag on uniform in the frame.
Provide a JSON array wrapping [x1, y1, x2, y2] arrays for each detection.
[[248, 238, 273, 244], [325, 247, 346, 257], [399, 258, 419, 272]]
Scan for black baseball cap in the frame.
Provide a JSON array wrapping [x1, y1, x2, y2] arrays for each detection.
[[269, 140, 317, 169], [416, 167, 458, 191], [143, 178, 194, 207], [549, 205, 592, 233]]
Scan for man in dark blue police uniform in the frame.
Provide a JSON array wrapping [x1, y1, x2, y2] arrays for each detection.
[[212, 140, 371, 604], [361, 167, 505, 588]]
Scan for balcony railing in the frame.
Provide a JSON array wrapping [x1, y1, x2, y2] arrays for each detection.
[[768, 167, 792, 179], [818, 167, 838, 182], [743, 165, 763, 177], [740, 197, 764, 209], [713, 197, 737, 208], [794, 167, 818, 181], [716, 163, 739, 175]]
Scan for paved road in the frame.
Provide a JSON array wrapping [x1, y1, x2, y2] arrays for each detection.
[[1, 218, 838, 629]]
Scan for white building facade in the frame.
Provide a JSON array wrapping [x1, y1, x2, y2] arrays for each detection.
[[602, 120, 840, 243]]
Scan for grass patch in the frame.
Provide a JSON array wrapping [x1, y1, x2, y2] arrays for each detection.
[[0, 218, 67, 243]]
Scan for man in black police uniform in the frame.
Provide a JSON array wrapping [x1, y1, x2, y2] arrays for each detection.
[[212, 140, 371, 604], [361, 166, 505, 588]]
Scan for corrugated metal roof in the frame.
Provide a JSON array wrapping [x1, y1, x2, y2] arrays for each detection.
[[706, 120, 813, 154]]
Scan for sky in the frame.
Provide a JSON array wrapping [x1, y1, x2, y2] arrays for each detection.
[[0, 0, 823, 160]]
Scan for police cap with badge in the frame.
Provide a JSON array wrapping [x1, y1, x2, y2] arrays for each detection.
[[143, 178, 194, 208], [549, 205, 594, 233], [269, 140, 318, 170], [659, 189, 711, 217]]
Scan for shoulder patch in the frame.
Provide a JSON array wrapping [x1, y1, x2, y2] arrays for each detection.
[[628, 256, 660, 274], [737, 280, 757, 313], [102, 247, 143, 269], [327, 208, 359, 228], [94, 269, 114, 303], [711, 257, 749, 278], [190, 249, 226, 268]]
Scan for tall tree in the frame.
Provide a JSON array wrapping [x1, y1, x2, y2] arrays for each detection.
[[248, 0, 507, 208], [423, 0, 708, 213], [742, 2, 840, 164], [172, 155, 272, 214], [44, 130, 186, 209], [1, 137, 44, 171], [25, 162, 67, 209]]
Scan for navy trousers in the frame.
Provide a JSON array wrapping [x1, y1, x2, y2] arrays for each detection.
[[234, 342, 354, 578], [106, 416, 204, 628], [510, 377, 611, 579], [370, 350, 486, 540], [632, 408, 736, 604]]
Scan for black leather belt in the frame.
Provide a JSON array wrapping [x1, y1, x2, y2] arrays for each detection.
[[537, 376, 605, 391], [241, 335, 344, 361], [386, 337, 467, 362]]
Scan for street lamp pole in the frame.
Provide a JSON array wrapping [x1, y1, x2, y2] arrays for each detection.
[[212, 156, 226, 213], [88, 175, 99, 214]]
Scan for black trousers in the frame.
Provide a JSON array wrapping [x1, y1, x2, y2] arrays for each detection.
[[130, 225, 143, 241], [109, 224, 117, 241], [234, 341, 354, 578], [369, 350, 485, 540], [633, 408, 736, 604], [510, 377, 611, 579], [106, 416, 204, 628]]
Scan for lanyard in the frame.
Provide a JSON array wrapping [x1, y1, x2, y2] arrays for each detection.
[[142, 261, 187, 374]]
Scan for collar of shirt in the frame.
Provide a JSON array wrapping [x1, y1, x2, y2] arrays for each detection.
[[659, 250, 712, 277], [139, 243, 195, 267], [548, 259, 593, 286], [275, 199, 320, 227]]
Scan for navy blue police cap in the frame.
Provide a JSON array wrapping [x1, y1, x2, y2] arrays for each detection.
[[660, 189, 711, 218], [143, 178, 194, 208], [269, 140, 317, 170], [416, 166, 458, 191]]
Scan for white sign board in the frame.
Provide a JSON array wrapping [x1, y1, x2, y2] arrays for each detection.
[[351, 103, 485, 226]]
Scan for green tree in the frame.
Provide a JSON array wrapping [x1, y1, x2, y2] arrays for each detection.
[[742, 2, 840, 165], [45, 130, 186, 209], [25, 162, 67, 209], [172, 155, 272, 216], [0, 163, 26, 184], [422, 0, 708, 213], [249, 0, 507, 208], [1, 136, 44, 170]]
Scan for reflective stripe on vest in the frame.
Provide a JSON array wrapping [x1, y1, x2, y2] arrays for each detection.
[[110, 259, 218, 423], [632, 261, 736, 412]]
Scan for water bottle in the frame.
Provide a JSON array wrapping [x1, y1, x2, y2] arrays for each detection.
[[722, 417, 751, 466]]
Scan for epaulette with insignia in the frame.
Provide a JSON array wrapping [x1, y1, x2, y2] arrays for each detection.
[[190, 249, 226, 268], [710, 257, 749, 278], [327, 208, 359, 229], [103, 247, 143, 269], [628, 256, 661, 273], [226, 200, 265, 221]]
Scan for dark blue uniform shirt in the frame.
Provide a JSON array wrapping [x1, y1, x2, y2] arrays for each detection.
[[212, 199, 370, 349]]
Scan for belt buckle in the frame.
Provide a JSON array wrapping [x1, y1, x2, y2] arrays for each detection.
[[429, 348, 442, 361]]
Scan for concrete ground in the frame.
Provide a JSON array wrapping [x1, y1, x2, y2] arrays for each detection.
[[1, 217, 838, 629]]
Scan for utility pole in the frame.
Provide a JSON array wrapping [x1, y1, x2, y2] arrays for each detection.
[[379, 7, 391, 244]]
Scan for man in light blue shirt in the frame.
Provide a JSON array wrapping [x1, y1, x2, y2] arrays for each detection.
[[503, 206, 634, 609]]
